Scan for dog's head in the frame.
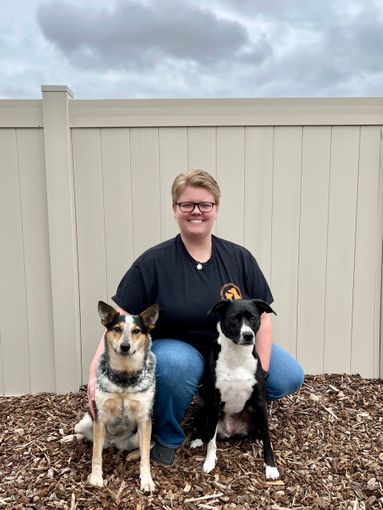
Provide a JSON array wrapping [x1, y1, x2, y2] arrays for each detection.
[[98, 301, 159, 357], [208, 299, 276, 346]]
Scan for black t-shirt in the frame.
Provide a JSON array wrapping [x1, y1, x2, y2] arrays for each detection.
[[112, 234, 273, 357]]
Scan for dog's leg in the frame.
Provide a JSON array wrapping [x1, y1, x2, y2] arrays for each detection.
[[61, 412, 92, 444], [190, 404, 207, 449], [256, 402, 279, 480], [194, 389, 221, 473], [203, 425, 218, 473], [137, 419, 155, 492], [202, 402, 220, 473], [88, 419, 106, 487]]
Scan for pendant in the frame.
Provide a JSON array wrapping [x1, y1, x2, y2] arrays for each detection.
[[196, 263, 203, 270]]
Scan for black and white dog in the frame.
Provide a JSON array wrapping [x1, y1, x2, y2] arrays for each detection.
[[191, 299, 280, 480]]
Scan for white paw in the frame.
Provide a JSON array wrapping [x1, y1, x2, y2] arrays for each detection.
[[265, 465, 280, 480], [60, 433, 84, 444], [88, 472, 104, 487], [140, 476, 155, 492], [203, 456, 216, 473], [190, 438, 203, 449]]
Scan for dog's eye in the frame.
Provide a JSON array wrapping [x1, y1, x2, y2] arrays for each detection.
[[113, 326, 123, 333], [132, 328, 141, 335]]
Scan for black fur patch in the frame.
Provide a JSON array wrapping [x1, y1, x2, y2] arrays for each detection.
[[105, 314, 127, 330], [106, 314, 149, 334]]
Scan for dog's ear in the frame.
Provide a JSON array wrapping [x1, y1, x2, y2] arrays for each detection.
[[251, 299, 277, 316], [98, 301, 119, 326], [140, 304, 160, 330], [207, 300, 231, 316]]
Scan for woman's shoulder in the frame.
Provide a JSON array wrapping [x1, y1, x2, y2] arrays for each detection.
[[135, 236, 179, 264], [213, 235, 253, 257]]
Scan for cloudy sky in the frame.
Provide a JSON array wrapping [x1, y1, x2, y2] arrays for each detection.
[[1, 0, 383, 99]]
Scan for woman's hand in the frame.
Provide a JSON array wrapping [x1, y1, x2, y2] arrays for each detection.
[[87, 376, 97, 419], [87, 336, 106, 418], [255, 312, 273, 372]]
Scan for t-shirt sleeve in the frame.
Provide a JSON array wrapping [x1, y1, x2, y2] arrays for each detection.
[[246, 251, 274, 305], [112, 261, 150, 314]]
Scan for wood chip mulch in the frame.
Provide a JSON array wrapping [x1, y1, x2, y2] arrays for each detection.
[[1, 374, 382, 510]]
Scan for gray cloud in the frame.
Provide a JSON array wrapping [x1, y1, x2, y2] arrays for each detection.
[[36, 0, 272, 72]]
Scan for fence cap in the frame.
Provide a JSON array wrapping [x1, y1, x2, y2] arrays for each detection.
[[41, 85, 74, 97]]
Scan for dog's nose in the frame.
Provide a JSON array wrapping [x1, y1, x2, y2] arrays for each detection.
[[120, 343, 130, 354], [242, 332, 254, 344]]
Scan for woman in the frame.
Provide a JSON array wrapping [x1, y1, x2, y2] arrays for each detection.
[[88, 169, 304, 466]]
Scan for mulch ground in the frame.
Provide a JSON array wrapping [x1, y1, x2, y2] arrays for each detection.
[[0, 374, 382, 510]]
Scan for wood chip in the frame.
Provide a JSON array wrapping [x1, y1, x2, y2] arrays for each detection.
[[185, 493, 224, 503]]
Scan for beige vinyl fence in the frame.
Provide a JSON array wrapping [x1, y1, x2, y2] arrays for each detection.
[[0, 86, 382, 395]]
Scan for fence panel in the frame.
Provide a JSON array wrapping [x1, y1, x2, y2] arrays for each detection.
[[270, 127, 303, 356], [324, 127, 360, 373], [297, 127, 331, 374], [351, 126, 382, 376], [0, 128, 54, 393], [243, 127, 274, 282], [216, 127, 245, 245], [72, 128, 108, 379]]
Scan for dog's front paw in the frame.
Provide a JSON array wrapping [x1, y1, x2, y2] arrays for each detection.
[[203, 455, 216, 474], [88, 472, 104, 487], [140, 475, 155, 492], [265, 465, 280, 480], [190, 438, 203, 449]]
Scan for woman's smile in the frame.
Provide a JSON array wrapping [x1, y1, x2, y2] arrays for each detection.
[[173, 186, 218, 240]]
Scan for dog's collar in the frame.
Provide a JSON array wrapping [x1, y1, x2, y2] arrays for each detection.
[[98, 350, 155, 390]]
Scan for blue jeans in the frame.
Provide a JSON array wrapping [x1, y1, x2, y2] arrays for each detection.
[[151, 339, 304, 449]]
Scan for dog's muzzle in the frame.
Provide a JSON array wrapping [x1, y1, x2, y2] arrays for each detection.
[[119, 342, 131, 355], [239, 331, 255, 345]]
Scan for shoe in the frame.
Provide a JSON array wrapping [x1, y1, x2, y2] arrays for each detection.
[[151, 441, 176, 466]]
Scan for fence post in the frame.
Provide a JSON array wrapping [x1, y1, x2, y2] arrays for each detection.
[[41, 85, 82, 393]]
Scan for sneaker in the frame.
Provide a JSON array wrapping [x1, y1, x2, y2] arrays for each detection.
[[151, 441, 176, 466]]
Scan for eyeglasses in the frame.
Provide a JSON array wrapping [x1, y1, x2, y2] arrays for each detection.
[[176, 202, 215, 213]]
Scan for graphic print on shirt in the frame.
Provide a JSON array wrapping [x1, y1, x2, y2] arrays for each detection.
[[220, 283, 243, 301]]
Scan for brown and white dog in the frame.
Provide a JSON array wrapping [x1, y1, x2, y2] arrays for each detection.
[[63, 301, 159, 492]]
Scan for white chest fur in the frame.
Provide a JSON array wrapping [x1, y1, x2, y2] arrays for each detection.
[[215, 335, 258, 415]]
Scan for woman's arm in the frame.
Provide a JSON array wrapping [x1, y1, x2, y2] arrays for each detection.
[[255, 312, 273, 373]]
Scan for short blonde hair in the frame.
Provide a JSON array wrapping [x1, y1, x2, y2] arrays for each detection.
[[171, 169, 221, 205]]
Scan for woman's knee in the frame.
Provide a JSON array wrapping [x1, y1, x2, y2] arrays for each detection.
[[266, 367, 304, 401], [267, 343, 304, 400], [152, 339, 205, 391], [281, 364, 304, 396]]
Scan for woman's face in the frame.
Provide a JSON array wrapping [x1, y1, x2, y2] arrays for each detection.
[[173, 186, 219, 240]]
